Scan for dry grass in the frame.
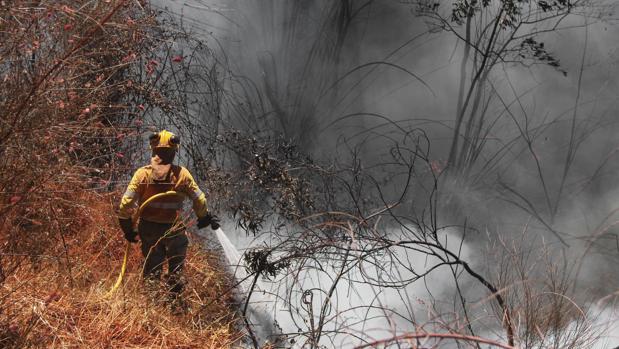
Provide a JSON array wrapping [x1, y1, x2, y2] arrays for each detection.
[[0, 2, 245, 347], [1, 191, 244, 349]]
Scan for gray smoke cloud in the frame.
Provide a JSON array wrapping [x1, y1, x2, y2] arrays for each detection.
[[157, 0, 619, 347]]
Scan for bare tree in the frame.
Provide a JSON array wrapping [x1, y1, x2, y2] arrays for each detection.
[[415, 0, 593, 178]]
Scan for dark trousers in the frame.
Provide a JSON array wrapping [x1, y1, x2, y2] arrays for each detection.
[[138, 219, 188, 293]]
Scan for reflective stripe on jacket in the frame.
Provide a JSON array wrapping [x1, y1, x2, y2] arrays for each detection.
[[118, 164, 208, 223]]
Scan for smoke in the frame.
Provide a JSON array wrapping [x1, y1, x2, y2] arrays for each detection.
[[591, 305, 619, 349], [156, 0, 619, 347], [223, 221, 479, 348], [159, 0, 619, 161]]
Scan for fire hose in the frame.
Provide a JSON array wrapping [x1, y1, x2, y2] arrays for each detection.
[[105, 191, 186, 297]]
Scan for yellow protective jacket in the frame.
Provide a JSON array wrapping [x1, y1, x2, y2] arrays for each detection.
[[118, 161, 208, 223]]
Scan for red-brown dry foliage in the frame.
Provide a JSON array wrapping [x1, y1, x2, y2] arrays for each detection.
[[2, 191, 242, 348], [0, 0, 151, 268], [0, 1, 242, 347]]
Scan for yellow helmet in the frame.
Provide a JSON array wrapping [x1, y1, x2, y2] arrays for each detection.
[[149, 130, 180, 150]]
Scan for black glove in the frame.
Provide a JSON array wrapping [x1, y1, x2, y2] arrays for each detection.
[[119, 217, 138, 243], [197, 213, 220, 230], [210, 216, 220, 230]]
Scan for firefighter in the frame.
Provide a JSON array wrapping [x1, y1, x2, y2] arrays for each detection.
[[117, 130, 218, 310]]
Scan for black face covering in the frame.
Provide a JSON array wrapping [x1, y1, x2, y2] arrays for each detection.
[[152, 147, 176, 165]]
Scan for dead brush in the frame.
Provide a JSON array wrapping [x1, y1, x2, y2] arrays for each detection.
[[491, 230, 602, 349], [0, 1, 245, 347], [1, 190, 243, 348]]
